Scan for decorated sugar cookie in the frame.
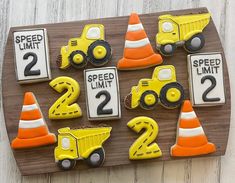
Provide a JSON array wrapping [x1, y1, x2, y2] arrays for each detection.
[[117, 12, 162, 70], [57, 24, 112, 69], [11, 92, 56, 149], [49, 76, 82, 119], [127, 116, 162, 160], [124, 65, 184, 110], [171, 100, 216, 157], [156, 13, 210, 56], [13, 28, 51, 83], [54, 126, 112, 170], [84, 67, 121, 120], [187, 52, 225, 106]]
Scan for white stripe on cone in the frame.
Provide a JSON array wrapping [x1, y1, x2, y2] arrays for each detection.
[[127, 23, 143, 32], [22, 104, 38, 111], [181, 111, 196, 119], [125, 38, 150, 48], [179, 127, 204, 137], [19, 118, 45, 128]]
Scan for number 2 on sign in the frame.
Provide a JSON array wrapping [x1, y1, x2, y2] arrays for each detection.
[[49, 76, 82, 119], [201, 75, 221, 102], [127, 116, 162, 160], [96, 90, 113, 115], [23, 52, 41, 76]]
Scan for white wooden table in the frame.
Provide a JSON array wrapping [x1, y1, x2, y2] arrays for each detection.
[[0, 0, 234, 182]]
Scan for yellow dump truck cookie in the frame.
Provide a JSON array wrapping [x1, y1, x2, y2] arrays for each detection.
[[54, 126, 112, 170], [156, 13, 210, 56]]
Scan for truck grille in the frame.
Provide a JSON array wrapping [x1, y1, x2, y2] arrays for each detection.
[[141, 81, 149, 86], [71, 40, 77, 46]]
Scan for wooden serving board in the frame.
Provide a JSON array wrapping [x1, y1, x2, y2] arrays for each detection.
[[3, 8, 231, 176]]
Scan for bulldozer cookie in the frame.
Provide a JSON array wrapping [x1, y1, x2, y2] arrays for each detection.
[[124, 65, 184, 110], [57, 24, 112, 69], [127, 116, 162, 160], [117, 12, 162, 70], [49, 76, 82, 119], [187, 52, 225, 106], [11, 92, 56, 149], [54, 126, 112, 170], [156, 13, 210, 56], [171, 100, 216, 157]]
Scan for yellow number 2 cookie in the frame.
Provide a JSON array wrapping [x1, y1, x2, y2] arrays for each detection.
[[49, 76, 82, 119], [127, 116, 162, 160]]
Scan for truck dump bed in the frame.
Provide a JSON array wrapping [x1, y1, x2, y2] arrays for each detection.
[[159, 13, 210, 40], [168, 13, 210, 25]]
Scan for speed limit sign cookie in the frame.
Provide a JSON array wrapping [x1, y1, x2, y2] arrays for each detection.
[[13, 28, 51, 84], [84, 67, 121, 120], [187, 52, 225, 106]]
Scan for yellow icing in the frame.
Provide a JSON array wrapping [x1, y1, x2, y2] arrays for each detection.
[[54, 127, 112, 161], [49, 76, 82, 119], [127, 116, 162, 160]]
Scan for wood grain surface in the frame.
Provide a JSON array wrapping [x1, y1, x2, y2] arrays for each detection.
[[2, 7, 231, 176], [1, 0, 235, 183]]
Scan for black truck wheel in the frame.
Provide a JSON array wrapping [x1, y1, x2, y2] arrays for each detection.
[[58, 159, 76, 170], [85, 148, 105, 167], [160, 82, 184, 109], [184, 33, 205, 52], [69, 50, 87, 69], [159, 43, 176, 56], [87, 40, 112, 66], [140, 90, 158, 110]]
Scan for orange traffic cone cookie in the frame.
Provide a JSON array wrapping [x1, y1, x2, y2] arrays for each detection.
[[11, 92, 57, 149], [171, 100, 216, 157], [117, 13, 163, 70]]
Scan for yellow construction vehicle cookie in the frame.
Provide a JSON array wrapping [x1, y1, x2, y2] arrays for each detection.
[[124, 65, 184, 110], [54, 126, 112, 170], [156, 13, 210, 56], [57, 24, 112, 69]]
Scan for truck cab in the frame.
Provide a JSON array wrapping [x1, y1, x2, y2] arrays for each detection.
[[156, 15, 179, 46], [67, 24, 105, 55]]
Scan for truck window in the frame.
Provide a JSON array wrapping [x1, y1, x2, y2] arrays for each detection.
[[158, 69, 172, 80], [162, 22, 174, 33], [61, 137, 70, 150], [86, 27, 101, 39]]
